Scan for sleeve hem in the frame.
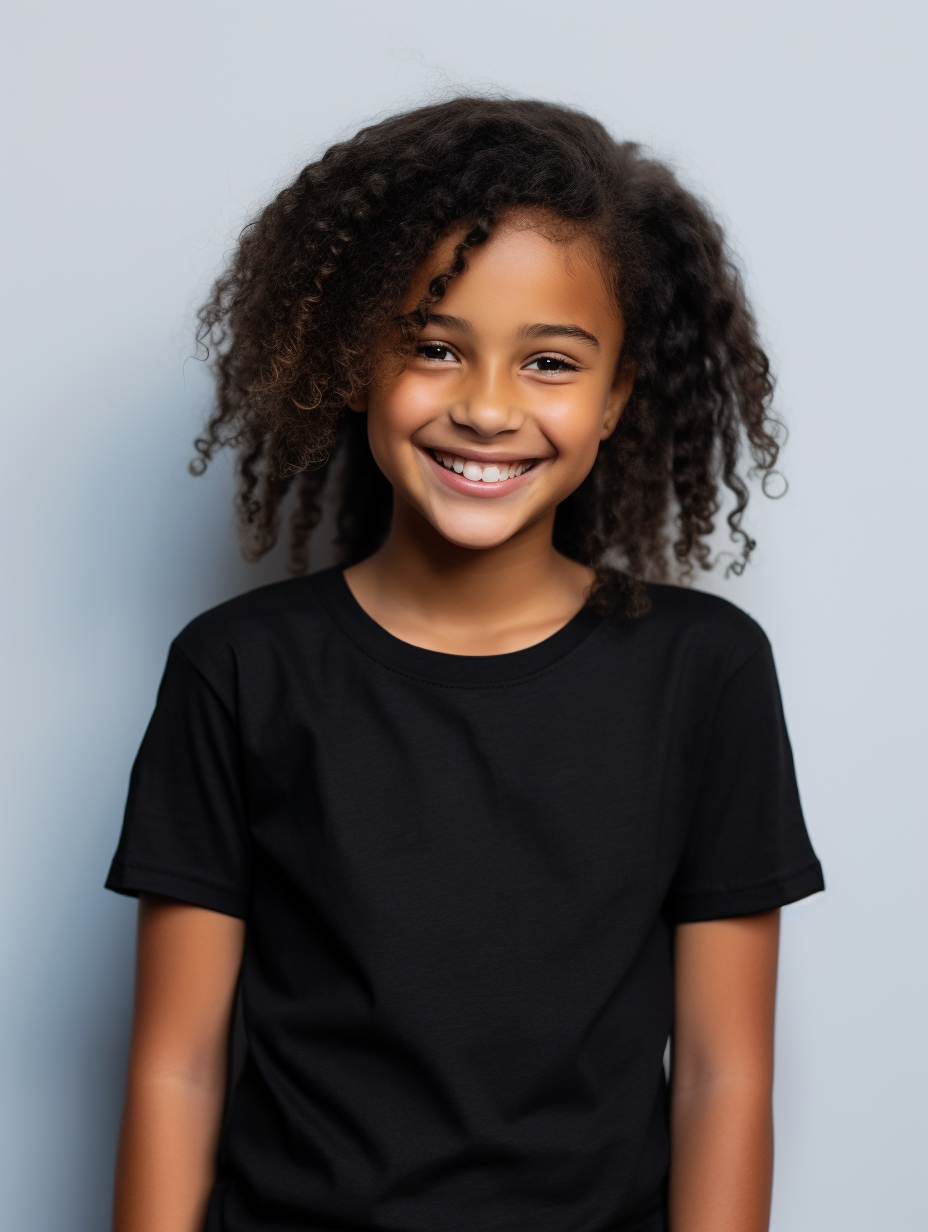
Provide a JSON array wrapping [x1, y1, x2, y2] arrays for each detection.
[[668, 859, 825, 923], [105, 861, 250, 919]]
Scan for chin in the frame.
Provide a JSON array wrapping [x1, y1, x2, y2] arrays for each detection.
[[430, 512, 525, 552]]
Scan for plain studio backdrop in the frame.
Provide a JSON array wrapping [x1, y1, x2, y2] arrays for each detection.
[[1, 2, 925, 1228]]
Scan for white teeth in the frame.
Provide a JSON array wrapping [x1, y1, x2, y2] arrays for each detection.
[[433, 451, 532, 482]]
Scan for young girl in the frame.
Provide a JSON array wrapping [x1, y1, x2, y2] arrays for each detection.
[[107, 98, 823, 1232]]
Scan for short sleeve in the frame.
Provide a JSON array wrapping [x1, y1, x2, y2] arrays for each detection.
[[666, 640, 824, 922], [105, 643, 251, 918]]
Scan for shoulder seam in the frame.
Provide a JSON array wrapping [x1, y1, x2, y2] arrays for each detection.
[[169, 641, 238, 725]]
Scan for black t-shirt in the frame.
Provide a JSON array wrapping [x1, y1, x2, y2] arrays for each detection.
[[107, 567, 823, 1232]]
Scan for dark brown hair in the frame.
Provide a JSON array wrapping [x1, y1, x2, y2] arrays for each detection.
[[194, 97, 781, 615]]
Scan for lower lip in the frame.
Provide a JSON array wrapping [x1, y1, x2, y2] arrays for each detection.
[[422, 450, 543, 498]]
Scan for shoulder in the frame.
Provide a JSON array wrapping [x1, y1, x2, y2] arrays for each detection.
[[614, 582, 772, 678], [643, 582, 768, 641], [171, 569, 336, 677]]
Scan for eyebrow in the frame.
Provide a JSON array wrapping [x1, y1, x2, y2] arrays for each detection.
[[425, 313, 474, 335], [425, 314, 600, 349], [518, 322, 600, 349]]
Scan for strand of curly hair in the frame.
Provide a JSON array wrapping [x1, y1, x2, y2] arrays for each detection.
[[193, 97, 781, 617]]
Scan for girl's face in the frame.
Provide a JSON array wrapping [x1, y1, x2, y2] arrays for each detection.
[[357, 219, 632, 552]]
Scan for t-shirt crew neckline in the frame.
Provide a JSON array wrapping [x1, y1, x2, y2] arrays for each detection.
[[312, 565, 606, 687]]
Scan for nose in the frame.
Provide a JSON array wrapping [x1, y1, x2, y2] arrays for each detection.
[[448, 364, 525, 437]]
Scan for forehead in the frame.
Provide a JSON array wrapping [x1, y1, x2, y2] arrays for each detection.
[[408, 219, 619, 331]]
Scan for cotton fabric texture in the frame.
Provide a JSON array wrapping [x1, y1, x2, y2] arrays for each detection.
[[107, 567, 824, 1232]]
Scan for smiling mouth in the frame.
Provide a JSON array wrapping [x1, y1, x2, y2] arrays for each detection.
[[426, 449, 538, 484]]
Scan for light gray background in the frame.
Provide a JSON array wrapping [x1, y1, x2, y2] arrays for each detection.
[[2, 2, 925, 1228]]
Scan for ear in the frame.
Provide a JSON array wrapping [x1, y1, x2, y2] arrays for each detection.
[[348, 393, 369, 413], [600, 362, 636, 440]]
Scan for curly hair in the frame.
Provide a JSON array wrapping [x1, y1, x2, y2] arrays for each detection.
[[194, 97, 781, 616]]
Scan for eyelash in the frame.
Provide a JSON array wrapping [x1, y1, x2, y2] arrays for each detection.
[[525, 355, 579, 374], [414, 342, 579, 373]]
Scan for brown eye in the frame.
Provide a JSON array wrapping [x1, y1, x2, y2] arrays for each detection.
[[417, 343, 457, 363], [524, 355, 578, 373]]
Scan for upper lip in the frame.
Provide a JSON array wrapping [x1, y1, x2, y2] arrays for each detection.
[[421, 445, 543, 464]]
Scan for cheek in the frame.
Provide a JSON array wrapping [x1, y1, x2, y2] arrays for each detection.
[[368, 375, 440, 446], [539, 396, 607, 469]]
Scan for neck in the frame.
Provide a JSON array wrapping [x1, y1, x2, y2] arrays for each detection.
[[344, 497, 594, 654]]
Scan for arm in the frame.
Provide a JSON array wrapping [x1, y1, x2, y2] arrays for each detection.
[[669, 909, 780, 1232], [113, 894, 246, 1232]]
